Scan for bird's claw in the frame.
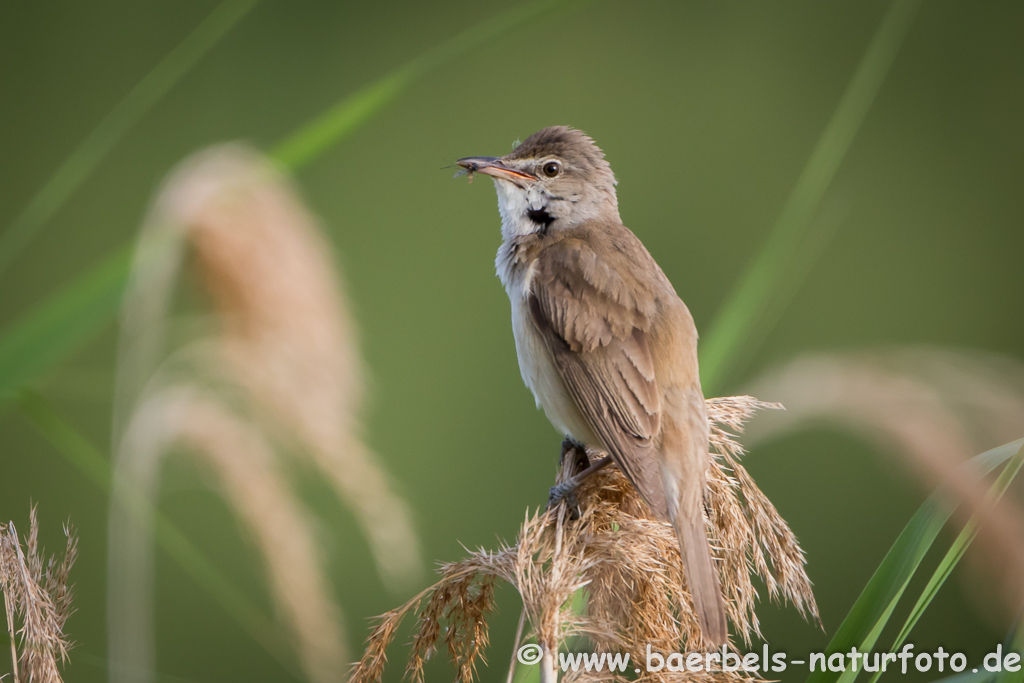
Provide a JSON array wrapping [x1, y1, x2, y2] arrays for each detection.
[[548, 480, 581, 519]]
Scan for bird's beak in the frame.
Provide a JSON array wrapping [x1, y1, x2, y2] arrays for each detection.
[[456, 156, 536, 183]]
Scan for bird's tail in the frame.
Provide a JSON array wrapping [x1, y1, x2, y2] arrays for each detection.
[[673, 512, 728, 647]]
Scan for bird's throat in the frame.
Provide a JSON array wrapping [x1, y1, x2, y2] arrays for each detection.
[[495, 181, 552, 239], [527, 208, 555, 232]]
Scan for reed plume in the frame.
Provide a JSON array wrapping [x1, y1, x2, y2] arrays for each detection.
[[351, 396, 817, 683], [1, 506, 78, 683], [108, 144, 421, 683], [744, 348, 1024, 620]]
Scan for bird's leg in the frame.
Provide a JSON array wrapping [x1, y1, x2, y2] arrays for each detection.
[[548, 438, 614, 514], [558, 436, 589, 471], [549, 438, 588, 516], [547, 456, 614, 514]]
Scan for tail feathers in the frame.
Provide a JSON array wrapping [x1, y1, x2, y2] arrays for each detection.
[[674, 514, 728, 647]]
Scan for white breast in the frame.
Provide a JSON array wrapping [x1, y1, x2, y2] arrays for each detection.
[[493, 194, 600, 448], [507, 289, 600, 447]]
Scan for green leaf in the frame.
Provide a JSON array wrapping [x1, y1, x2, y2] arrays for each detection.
[[864, 446, 1024, 683], [0, 247, 132, 401], [804, 438, 1024, 683], [0, 0, 594, 404], [700, 0, 923, 395], [930, 672, 996, 683], [272, 0, 590, 170], [995, 622, 1024, 683], [0, 0, 259, 280]]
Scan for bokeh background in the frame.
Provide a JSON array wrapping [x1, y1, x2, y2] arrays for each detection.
[[2, 1, 1023, 681]]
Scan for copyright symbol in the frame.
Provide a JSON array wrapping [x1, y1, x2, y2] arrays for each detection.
[[517, 643, 543, 665]]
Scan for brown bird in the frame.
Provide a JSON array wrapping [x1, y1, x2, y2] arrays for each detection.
[[457, 126, 728, 646]]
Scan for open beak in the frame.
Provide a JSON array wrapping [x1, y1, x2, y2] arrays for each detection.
[[456, 156, 536, 183]]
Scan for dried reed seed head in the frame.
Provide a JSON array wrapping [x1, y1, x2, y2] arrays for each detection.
[[111, 144, 423, 683], [0, 509, 78, 683], [351, 396, 816, 683], [116, 385, 350, 683], [744, 350, 1024, 623], [159, 144, 362, 426], [155, 144, 422, 590], [171, 388, 349, 683]]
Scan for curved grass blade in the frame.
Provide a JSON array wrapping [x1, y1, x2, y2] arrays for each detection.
[[804, 438, 1024, 683], [930, 673, 996, 683], [927, 622, 1023, 683], [272, 0, 590, 170], [0, 247, 132, 401], [0, 0, 594, 407], [864, 447, 1024, 683], [14, 389, 301, 680], [700, 0, 923, 395], [995, 621, 1024, 683], [0, 0, 259, 280]]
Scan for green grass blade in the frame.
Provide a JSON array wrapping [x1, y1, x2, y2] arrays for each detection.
[[865, 445, 1024, 683], [995, 622, 1024, 683], [926, 622, 1023, 683], [0, 247, 133, 400], [930, 673, 996, 683], [0, 0, 593, 404], [804, 438, 1024, 683], [0, 0, 259, 280], [700, 0, 922, 395], [272, 71, 411, 170], [272, 0, 590, 170], [832, 610, 897, 683], [14, 390, 301, 679]]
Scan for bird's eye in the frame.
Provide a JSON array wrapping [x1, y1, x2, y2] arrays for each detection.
[[541, 161, 561, 178]]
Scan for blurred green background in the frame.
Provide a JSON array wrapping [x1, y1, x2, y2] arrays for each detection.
[[2, 1, 1023, 681]]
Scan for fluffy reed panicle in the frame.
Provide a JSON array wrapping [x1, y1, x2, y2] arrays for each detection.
[[148, 143, 421, 590], [108, 144, 421, 683], [0, 507, 78, 683], [744, 348, 1024, 617], [351, 396, 817, 683], [120, 386, 348, 681]]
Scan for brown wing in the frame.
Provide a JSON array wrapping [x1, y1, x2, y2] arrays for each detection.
[[527, 233, 669, 518]]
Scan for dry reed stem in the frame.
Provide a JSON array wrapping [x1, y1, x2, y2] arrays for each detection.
[[0, 507, 77, 683], [744, 349, 1024, 617], [351, 396, 816, 683]]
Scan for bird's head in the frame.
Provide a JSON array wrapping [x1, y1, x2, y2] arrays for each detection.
[[457, 126, 619, 238]]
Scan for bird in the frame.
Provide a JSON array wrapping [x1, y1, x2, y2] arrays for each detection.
[[456, 126, 728, 646]]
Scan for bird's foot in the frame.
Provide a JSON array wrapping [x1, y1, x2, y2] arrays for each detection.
[[559, 437, 590, 471], [548, 479, 581, 519]]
